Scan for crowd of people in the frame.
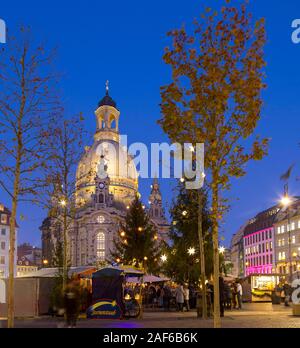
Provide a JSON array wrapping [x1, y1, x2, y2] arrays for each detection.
[[123, 278, 245, 315], [125, 282, 197, 311]]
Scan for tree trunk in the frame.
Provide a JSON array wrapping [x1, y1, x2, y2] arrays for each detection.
[[8, 55, 25, 327], [7, 198, 17, 328], [7, 152, 21, 328], [63, 207, 68, 291], [212, 182, 220, 328], [197, 190, 207, 319]]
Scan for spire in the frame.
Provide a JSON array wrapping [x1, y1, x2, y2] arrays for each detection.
[[105, 80, 109, 96], [98, 80, 117, 108]]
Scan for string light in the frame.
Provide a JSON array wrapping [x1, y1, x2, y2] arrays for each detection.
[[161, 254, 167, 262], [187, 247, 195, 256]]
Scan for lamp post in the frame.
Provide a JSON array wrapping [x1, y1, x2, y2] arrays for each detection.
[[59, 198, 68, 290], [280, 186, 292, 283]]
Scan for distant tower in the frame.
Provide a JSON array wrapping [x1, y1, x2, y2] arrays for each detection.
[[148, 178, 169, 241], [149, 178, 164, 220]]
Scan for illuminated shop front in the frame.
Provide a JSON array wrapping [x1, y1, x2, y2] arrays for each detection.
[[243, 206, 280, 277]]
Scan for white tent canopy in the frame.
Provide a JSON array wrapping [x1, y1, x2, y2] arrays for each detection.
[[126, 275, 170, 283], [17, 266, 95, 278]]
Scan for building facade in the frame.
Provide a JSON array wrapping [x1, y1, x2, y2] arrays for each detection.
[[0, 203, 17, 278], [243, 206, 279, 276], [18, 243, 42, 268], [230, 223, 248, 278], [274, 199, 300, 278], [16, 256, 38, 277], [41, 87, 169, 266]]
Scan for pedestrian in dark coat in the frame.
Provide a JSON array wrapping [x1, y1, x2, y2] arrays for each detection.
[[219, 276, 225, 317], [64, 282, 80, 328]]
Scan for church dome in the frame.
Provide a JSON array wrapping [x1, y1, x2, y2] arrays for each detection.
[[75, 84, 138, 208], [76, 139, 138, 207], [98, 93, 117, 109]]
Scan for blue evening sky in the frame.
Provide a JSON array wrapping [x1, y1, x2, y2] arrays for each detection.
[[1, 0, 300, 247]]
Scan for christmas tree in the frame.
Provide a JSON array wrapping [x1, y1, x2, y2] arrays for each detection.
[[161, 182, 213, 284], [111, 195, 161, 274]]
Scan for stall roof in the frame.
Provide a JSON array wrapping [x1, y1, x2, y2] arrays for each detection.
[[17, 266, 96, 278], [97, 265, 144, 277], [127, 275, 170, 283]]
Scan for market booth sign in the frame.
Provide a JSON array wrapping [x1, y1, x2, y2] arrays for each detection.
[[87, 299, 122, 319]]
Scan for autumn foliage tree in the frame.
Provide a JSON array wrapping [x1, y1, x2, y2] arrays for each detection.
[[0, 27, 60, 328], [159, 1, 268, 327]]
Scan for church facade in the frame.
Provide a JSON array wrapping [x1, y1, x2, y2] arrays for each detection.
[[41, 87, 169, 267]]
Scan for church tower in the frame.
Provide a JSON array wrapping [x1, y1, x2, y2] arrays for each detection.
[[149, 178, 164, 220], [148, 178, 169, 241]]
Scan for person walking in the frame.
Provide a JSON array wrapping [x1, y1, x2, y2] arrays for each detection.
[[64, 281, 80, 328], [175, 284, 184, 312], [231, 282, 237, 309], [236, 280, 243, 309], [162, 284, 171, 311], [183, 285, 190, 312], [219, 276, 225, 317], [224, 282, 232, 310]]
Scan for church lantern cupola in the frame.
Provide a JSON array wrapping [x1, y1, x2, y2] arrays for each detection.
[[95, 81, 120, 139]]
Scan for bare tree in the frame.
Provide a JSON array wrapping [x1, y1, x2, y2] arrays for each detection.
[[0, 27, 60, 328], [40, 114, 87, 289]]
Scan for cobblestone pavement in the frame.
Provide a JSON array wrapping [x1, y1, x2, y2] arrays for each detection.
[[1, 303, 300, 328]]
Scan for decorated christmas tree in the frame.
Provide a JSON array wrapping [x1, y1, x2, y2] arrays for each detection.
[[111, 196, 161, 274]]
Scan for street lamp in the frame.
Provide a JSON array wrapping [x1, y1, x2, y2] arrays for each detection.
[[182, 210, 188, 217], [280, 192, 293, 283], [43, 259, 48, 267], [161, 254, 167, 262], [59, 199, 67, 207], [219, 246, 225, 254]]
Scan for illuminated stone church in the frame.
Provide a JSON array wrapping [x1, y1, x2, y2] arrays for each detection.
[[41, 84, 169, 266]]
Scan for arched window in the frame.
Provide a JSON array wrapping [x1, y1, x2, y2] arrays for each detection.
[[97, 232, 105, 261], [99, 193, 104, 203], [110, 119, 116, 129]]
